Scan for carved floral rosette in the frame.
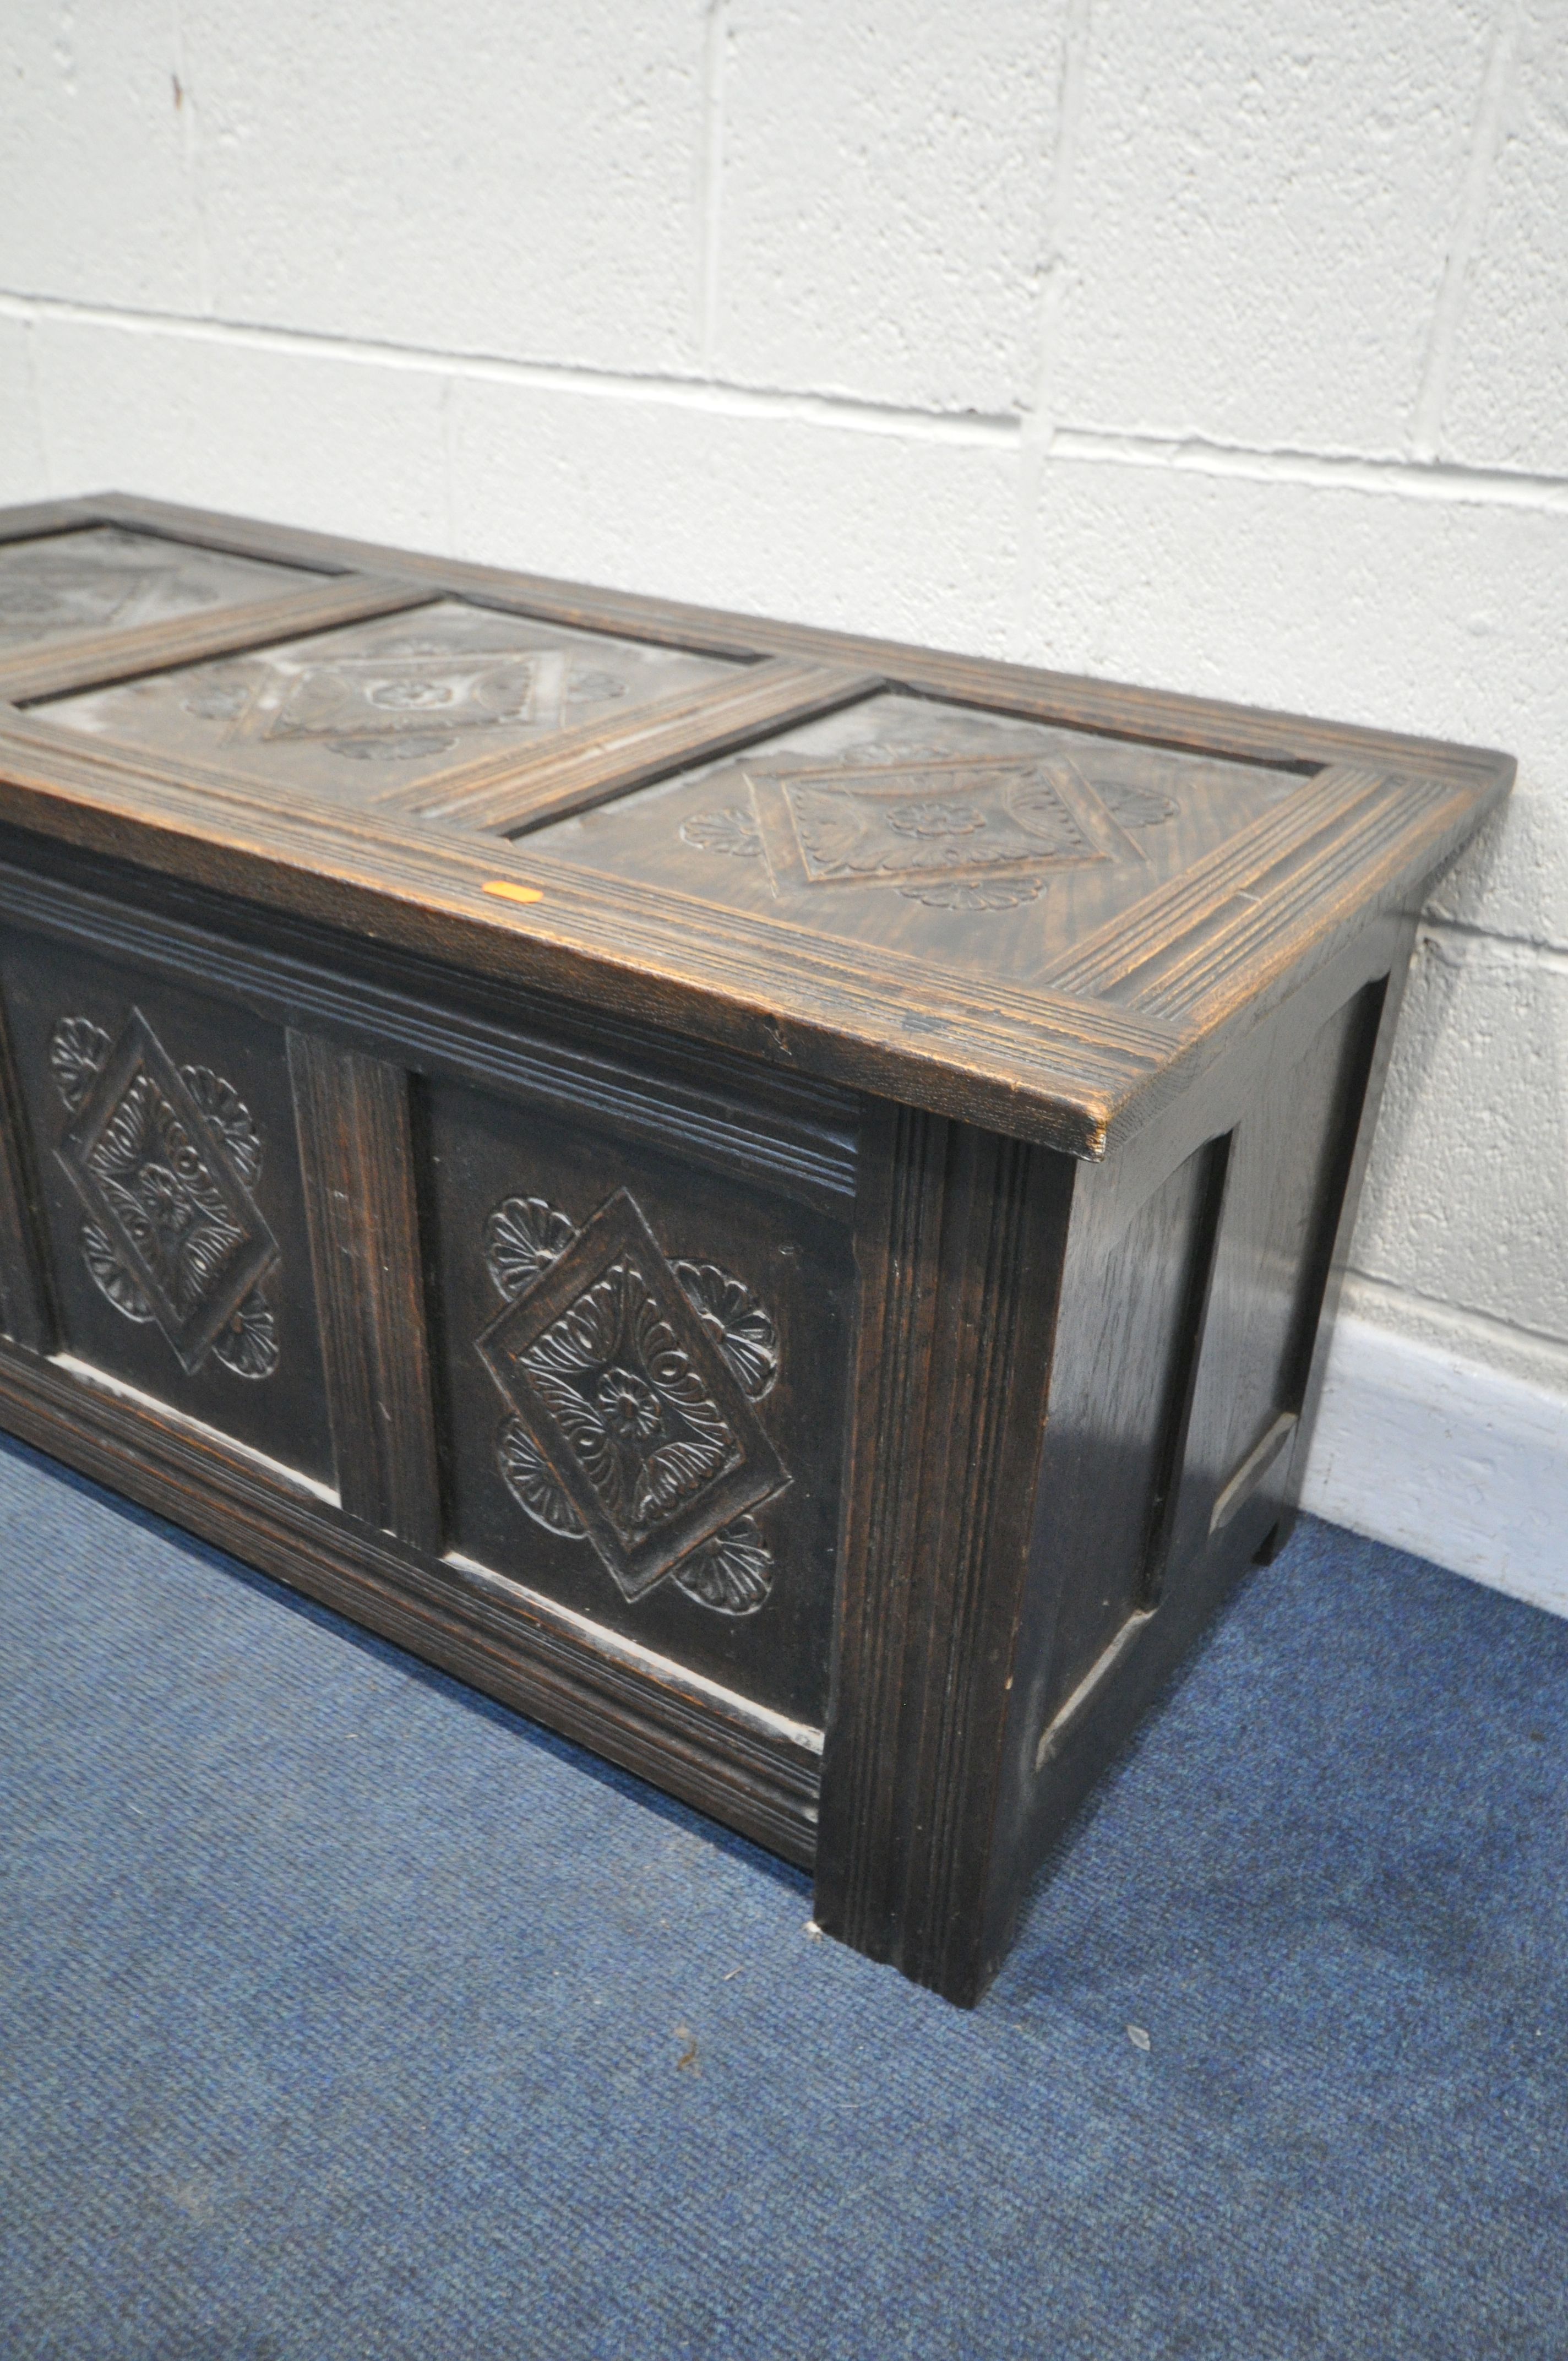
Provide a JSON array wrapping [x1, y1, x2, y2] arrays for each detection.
[[48, 1012, 280, 1380], [480, 1190, 782, 1617]]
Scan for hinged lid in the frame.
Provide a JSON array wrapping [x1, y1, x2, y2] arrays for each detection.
[[0, 494, 1512, 1158]]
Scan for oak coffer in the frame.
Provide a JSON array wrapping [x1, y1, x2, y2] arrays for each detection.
[[0, 494, 1511, 2004]]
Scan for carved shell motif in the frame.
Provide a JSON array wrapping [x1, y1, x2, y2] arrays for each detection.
[[497, 1417, 586, 1536], [80, 1217, 155, 1322], [679, 806, 762, 859], [213, 1289, 280, 1380], [484, 1195, 578, 1300], [48, 1016, 111, 1113], [47, 1014, 280, 1382], [182, 1065, 263, 1188], [671, 1261, 779, 1400], [1098, 777, 1178, 828], [482, 1190, 780, 1615], [673, 1515, 773, 1615]]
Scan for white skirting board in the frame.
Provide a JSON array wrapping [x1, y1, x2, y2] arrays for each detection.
[[1300, 1311, 1568, 1620]]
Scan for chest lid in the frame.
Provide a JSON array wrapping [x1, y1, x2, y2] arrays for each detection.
[[0, 494, 1512, 1158]]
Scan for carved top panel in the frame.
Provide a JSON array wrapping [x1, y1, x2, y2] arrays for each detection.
[[40, 599, 739, 806], [0, 526, 315, 652], [522, 692, 1304, 987], [0, 495, 1509, 1161]]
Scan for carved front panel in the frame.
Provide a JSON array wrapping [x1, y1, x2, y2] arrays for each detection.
[[422, 1078, 854, 1727], [0, 931, 334, 1486], [478, 1188, 787, 1607], [51, 1010, 280, 1379]]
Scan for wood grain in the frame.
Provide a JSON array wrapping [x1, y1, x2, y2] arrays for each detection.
[[0, 710, 1188, 1160], [815, 1100, 949, 1955], [0, 842, 862, 1216], [288, 1031, 443, 1551], [0, 985, 55, 1353], [0, 498, 1511, 1174], [815, 1108, 1072, 2001], [0, 492, 1515, 2009], [961, 958, 1401, 1999], [382, 657, 884, 834], [0, 509, 1510, 1170], [0, 575, 438, 704], [83, 492, 1514, 790], [1038, 765, 1449, 1022], [0, 498, 97, 550]]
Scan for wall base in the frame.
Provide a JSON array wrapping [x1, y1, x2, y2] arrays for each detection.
[[1302, 1302, 1568, 1620]]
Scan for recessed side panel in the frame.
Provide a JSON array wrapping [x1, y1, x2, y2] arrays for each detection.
[[1028, 1133, 1230, 1745], [1022, 981, 1382, 1784], [420, 1074, 856, 1729], [0, 928, 335, 1488], [1170, 981, 1385, 1566]]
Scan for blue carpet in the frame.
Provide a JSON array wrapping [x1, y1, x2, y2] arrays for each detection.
[[2, 1432, 1566, 2359]]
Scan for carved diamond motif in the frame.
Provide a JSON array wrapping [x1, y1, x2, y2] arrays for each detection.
[[206, 633, 630, 766], [260, 650, 551, 760], [725, 748, 1161, 906], [477, 1187, 786, 1609], [51, 1010, 280, 1379]]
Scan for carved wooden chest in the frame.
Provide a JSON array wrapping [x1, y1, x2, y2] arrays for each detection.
[[0, 494, 1510, 2003]]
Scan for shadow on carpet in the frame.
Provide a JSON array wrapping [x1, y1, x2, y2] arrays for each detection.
[[2, 1429, 1565, 2360]]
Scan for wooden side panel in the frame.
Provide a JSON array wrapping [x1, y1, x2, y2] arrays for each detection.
[[1282, 958, 1414, 1550], [1027, 1131, 1232, 1745], [815, 1108, 1072, 2001], [1169, 977, 1386, 1570], [288, 1033, 443, 1551], [979, 959, 1402, 1996]]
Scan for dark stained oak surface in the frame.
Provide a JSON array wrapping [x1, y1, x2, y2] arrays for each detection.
[[0, 494, 1513, 2006]]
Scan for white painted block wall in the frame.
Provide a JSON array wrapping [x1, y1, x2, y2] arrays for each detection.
[[1, 0, 1564, 1608]]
